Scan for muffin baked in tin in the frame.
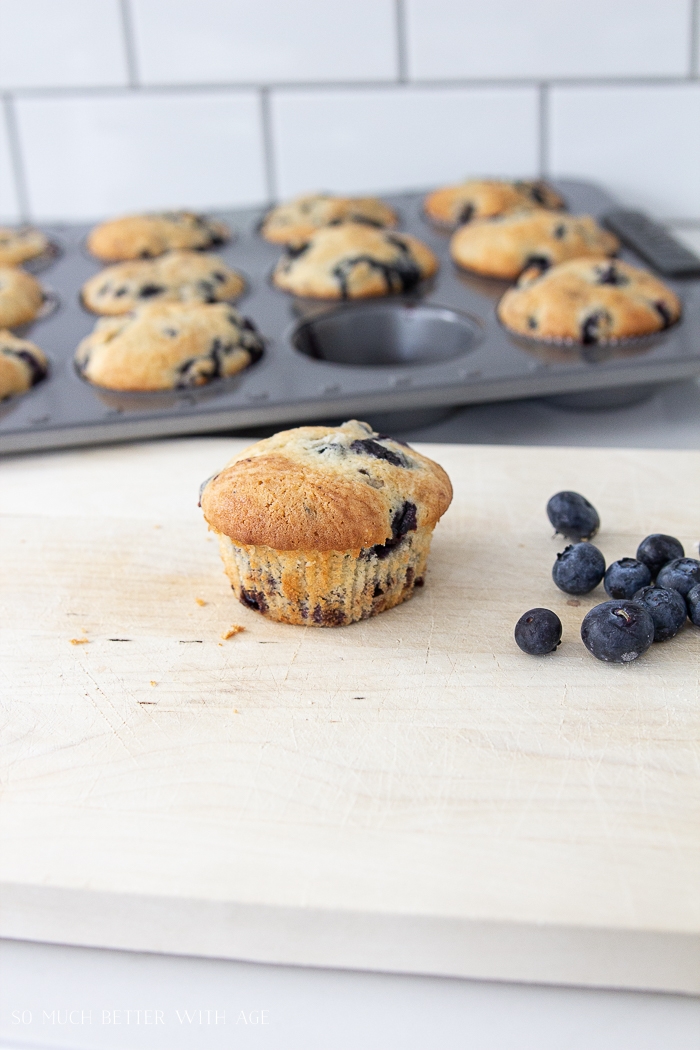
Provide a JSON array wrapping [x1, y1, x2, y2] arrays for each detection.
[[200, 419, 453, 627], [0, 226, 50, 267], [75, 301, 263, 391], [81, 251, 245, 315], [424, 179, 565, 228], [272, 223, 438, 299], [261, 193, 398, 245], [0, 267, 47, 329], [450, 210, 619, 280], [497, 257, 681, 344], [87, 212, 230, 262], [0, 330, 48, 399]]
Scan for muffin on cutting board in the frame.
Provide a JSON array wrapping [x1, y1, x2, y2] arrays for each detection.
[[261, 193, 397, 244], [450, 210, 619, 280], [82, 251, 245, 315], [0, 330, 47, 399], [424, 179, 564, 228], [87, 212, 230, 262], [272, 223, 438, 299], [498, 257, 681, 343], [75, 301, 263, 391], [200, 420, 453, 626]]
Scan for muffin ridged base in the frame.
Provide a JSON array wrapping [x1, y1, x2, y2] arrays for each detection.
[[215, 525, 434, 626]]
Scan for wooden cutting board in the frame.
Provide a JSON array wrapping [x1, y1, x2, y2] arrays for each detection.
[[1, 438, 699, 994]]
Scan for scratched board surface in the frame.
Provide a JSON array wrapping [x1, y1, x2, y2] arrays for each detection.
[[1, 438, 699, 993]]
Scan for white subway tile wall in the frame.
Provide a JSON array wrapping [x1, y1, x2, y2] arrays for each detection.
[[550, 84, 700, 220], [405, 0, 692, 80], [272, 87, 540, 197], [0, 0, 128, 89], [16, 92, 266, 220], [0, 0, 698, 222], [129, 0, 398, 85], [0, 112, 20, 221]]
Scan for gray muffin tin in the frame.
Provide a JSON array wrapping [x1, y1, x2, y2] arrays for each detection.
[[2, 178, 700, 455]]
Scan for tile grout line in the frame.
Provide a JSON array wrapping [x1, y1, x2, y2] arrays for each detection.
[[538, 82, 549, 178], [118, 0, 140, 88], [395, 0, 408, 83], [691, 0, 700, 77], [2, 94, 30, 221], [259, 87, 277, 203], [4, 74, 696, 101]]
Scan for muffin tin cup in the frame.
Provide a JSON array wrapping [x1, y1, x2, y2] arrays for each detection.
[[292, 301, 482, 368], [2, 180, 700, 455], [21, 240, 62, 276], [500, 321, 681, 365]]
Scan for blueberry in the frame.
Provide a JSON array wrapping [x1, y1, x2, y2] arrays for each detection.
[[580, 601, 654, 663], [552, 542, 605, 595], [514, 608, 562, 655], [546, 491, 600, 541], [635, 534, 684, 579], [656, 557, 700, 597], [687, 583, 700, 627], [603, 558, 651, 600], [632, 585, 687, 642]]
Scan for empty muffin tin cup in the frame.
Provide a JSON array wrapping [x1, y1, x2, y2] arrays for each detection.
[[293, 301, 482, 368]]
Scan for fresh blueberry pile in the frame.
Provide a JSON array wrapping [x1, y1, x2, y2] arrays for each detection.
[[514, 491, 700, 663]]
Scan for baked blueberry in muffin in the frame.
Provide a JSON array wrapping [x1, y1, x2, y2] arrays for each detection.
[[272, 223, 438, 299], [450, 210, 618, 280], [87, 212, 230, 262], [0, 267, 46, 328], [0, 330, 48, 399], [0, 226, 50, 267], [497, 257, 681, 343], [200, 420, 452, 626], [424, 179, 564, 228], [81, 251, 245, 315], [261, 193, 398, 244], [75, 301, 263, 391]]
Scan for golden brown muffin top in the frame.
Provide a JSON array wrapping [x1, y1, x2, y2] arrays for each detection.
[[424, 179, 565, 227], [0, 329, 48, 399], [450, 210, 619, 280], [0, 266, 45, 328], [0, 226, 49, 266], [261, 193, 398, 244], [497, 257, 682, 343], [201, 420, 453, 552], [81, 250, 245, 315], [87, 211, 230, 262], [75, 301, 263, 391], [272, 223, 438, 299]]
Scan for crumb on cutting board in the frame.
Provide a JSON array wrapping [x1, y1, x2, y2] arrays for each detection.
[[221, 624, 245, 640], [195, 597, 207, 606], [150, 680, 157, 686], [70, 637, 89, 645]]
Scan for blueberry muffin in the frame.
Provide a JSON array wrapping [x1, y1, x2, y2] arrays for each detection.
[[0, 330, 47, 399], [272, 223, 438, 299], [261, 193, 398, 245], [75, 301, 263, 391], [200, 420, 452, 627], [81, 251, 245, 315], [0, 267, 46, 328], [497, 257, 681, 343], [0, 226, 50, 267], [424, 179, 564, 228], [450, 210, 619, 280], [87, 212, 230, 262]]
